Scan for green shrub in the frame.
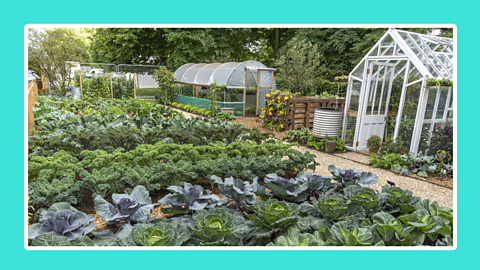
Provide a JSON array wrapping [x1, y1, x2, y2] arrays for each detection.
[[184, 105, 192, 111], [177, 104, 184, 109], [171, 102, 178, 106]]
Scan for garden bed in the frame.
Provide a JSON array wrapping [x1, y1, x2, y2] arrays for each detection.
[[27, 96, 453, 247]]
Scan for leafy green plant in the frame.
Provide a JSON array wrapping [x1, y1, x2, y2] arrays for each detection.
[[94, 185, 156, 226], [400, 151, 436, 178], [381, 185, 420, 215], [367, 135, 382, 148], [307, 136, 345, 151], [300, 194, 349, 221], [158, 183, 221, 215], [28, 203, 95, 241], [244, 198, 300, 245], [29, 176, 83, 207], [211, 176, 258, 213], [343, 185, 381, 212], [29, 233, 95, 246], [191, 208, 249, 246], [377, 138, 407, 157], [80, 167, 124, 198], [125, 220, 191, 246], [153, 67, 176, 104], [267, 226, 320, 246], [369, 153, 405, 169], [327, 165, 378, 189]]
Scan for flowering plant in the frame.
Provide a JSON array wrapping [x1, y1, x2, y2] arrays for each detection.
[[260, 90, 299, 131]]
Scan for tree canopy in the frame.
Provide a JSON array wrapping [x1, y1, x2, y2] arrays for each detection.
[[86, 27, 453, 81]]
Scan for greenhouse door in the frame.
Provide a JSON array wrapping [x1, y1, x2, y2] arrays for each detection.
[[357, 62, 395, 151]]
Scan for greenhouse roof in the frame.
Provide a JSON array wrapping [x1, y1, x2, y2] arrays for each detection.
[[350, 28, 454, 80], [173, 60, 276, 89]]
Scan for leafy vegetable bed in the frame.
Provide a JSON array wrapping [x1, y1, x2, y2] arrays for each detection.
[[27, 96, 454, 247]]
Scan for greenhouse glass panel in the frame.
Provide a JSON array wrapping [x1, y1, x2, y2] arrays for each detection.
[[435, 87, 450, 119], [395, 46, 405, 56], [409, 33, 452, 79], [352, 60, 365, 79], [397, 81, 422, 150], [398, 32, 442, 79], [407, 66, 423, 84], [344, 79, 362, 147]]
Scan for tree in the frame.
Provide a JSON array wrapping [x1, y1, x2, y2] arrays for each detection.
[[273, 38, 321, 94], [28, 28, 90, 95], [89, 28, 271, 70]]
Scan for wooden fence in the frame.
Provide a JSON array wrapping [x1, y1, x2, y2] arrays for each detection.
[[28, 80, 39, 136], [285, 96, 346, 131]]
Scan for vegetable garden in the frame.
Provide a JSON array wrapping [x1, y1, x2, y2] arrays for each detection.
[[27, 94, 454, 247]]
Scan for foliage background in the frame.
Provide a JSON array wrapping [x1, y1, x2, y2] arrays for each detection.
[[1, 0, 473, 269]]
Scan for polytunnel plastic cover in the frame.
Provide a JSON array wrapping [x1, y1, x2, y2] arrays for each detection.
[[173, 60, 276, 90]]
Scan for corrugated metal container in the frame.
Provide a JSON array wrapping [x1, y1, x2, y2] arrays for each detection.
[[312, 108, 343, 139]]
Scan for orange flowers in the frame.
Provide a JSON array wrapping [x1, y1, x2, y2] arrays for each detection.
[[280, 111, 284, 115]]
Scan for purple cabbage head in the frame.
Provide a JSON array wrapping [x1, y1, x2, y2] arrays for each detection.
[[159, 183, 221, 213], [264, 173, 309, 202], [28, 203, 94, 240], [94, 185, 155, 225]]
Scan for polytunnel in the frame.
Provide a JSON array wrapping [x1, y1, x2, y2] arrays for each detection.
[[173, 61, 276, 115], [342, 28, 454, 155]]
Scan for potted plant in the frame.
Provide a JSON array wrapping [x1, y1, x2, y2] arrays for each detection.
[[367, 135, 382, 154]]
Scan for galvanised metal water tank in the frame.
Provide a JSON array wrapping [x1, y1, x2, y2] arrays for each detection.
[[312, 107, 343, 139]]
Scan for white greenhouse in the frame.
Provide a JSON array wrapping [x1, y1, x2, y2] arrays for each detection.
[[341, 28, 454, 155]]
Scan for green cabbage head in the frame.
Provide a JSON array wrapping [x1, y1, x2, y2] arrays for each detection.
[[381, 185, 420, 214], [344, 185, 381, 211], [191, 208, 247, 246], [126, 220, 191, 246], [245, 198, 300, 230]]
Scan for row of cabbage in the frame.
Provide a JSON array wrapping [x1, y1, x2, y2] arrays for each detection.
[[29, 166, 453, 246]]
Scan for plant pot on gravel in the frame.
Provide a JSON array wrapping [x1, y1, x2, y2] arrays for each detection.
[[325, 140, 336, 153], [367, 135, 382, 154]]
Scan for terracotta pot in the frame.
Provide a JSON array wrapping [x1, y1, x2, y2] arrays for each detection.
[[369, 146, 380, 154]]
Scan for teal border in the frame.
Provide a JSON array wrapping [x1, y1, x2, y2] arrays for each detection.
[[3, 0, 476, 269]]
